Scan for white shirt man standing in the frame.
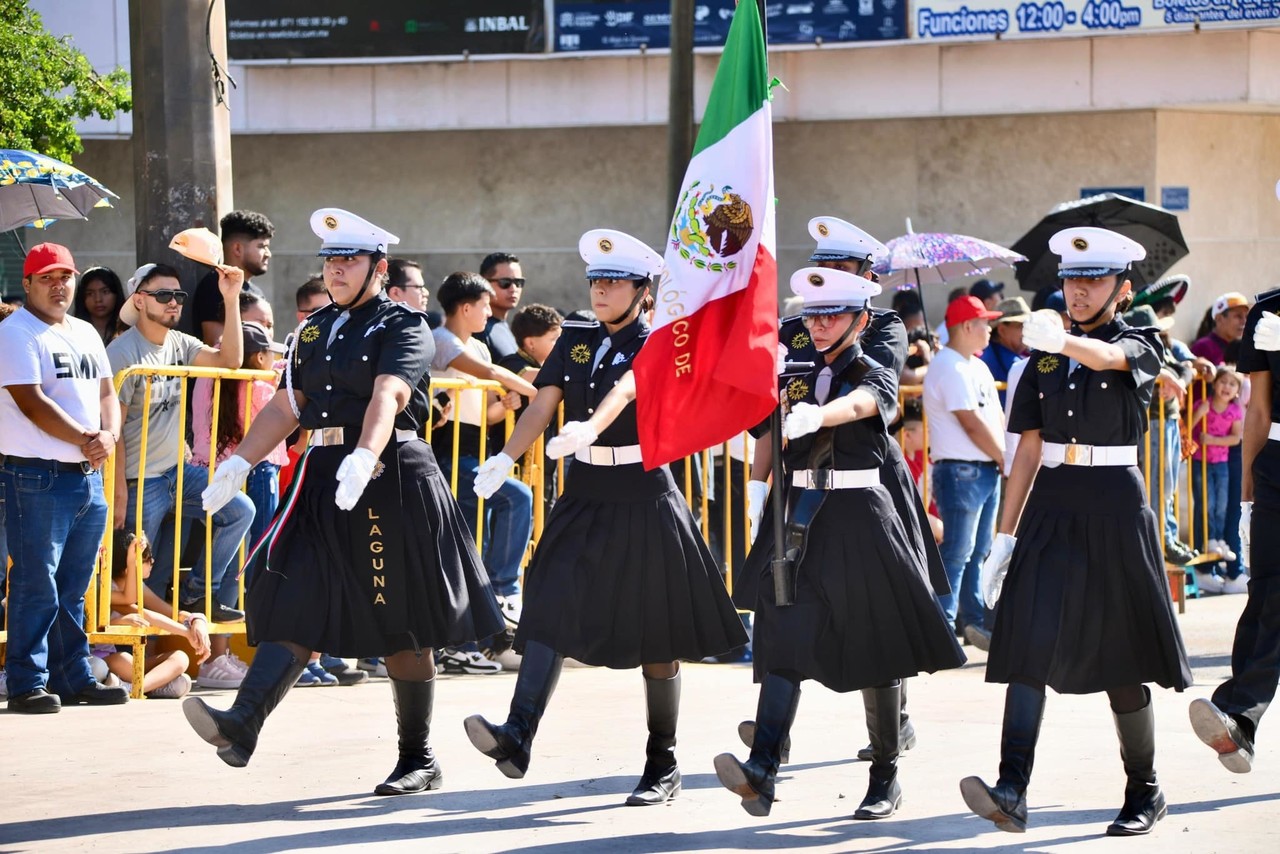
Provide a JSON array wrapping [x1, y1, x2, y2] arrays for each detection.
[[924, 295, 1006, 649], [0, 243, 125, 712]]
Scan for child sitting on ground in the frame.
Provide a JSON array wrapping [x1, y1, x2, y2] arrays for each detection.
[[103, 530, 212, 698]]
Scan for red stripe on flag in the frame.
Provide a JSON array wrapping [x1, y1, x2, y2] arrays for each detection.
[[635, 244, 778, 469]]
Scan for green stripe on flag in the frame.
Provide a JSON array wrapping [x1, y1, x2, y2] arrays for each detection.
[[691, 0, 769, 158]]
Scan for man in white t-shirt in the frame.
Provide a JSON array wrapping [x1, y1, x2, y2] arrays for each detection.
[[0, 243, 126, 713], [107, 261, 255, 689], [923, 295, 1006, 649]]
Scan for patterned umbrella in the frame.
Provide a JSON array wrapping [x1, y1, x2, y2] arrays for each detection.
[[0, 149, 118, 233], [873, 227, 1026, 291]]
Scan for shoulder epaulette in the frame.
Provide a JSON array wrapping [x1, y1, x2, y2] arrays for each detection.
[[561, 320, 601, 329]]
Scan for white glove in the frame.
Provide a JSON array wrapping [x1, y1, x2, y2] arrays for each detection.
[[473, 452, 515, 501], [1253, 310, 1280, 351], [747, 479, 769, 545], [334, 448, 379, 511], [980, 533, 1017, 609], [1240, 501, 1253, 567], [546, 421, 599, 460], [782, 402, 823, 440], [776, 342, 789, 376], [1022, 309, 1067, 354], [201, 455, 252, 514]]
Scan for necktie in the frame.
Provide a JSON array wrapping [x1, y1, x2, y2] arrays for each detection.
[[815, 367, 833, 405], [591, 336, 612, 374]]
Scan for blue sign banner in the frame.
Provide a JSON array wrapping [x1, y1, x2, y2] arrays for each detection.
[[1161, 186, 1190, 211], [912, 0, 1280, 41], [554, 0, 907, 52]]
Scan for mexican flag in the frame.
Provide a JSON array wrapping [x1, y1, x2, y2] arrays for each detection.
[[633, 0, 778, 470]]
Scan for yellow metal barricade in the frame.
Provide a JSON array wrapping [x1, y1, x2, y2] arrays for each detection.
[[92, 364, 275, 698]]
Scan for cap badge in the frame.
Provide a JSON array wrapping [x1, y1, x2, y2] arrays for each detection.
[[671, 182, 752, 273], [790, 331, 811, 350], [786, 378, 810, 402], [808, 273, 824, 287], [1037, 354, 1060, 374], [569, 343, 592, 364], [299, 324, 321, 344], [1072, 237, 1088, 251], [598, 238, 613, 253], [323, 215, 339, 230], [816, 222, 830, 237]]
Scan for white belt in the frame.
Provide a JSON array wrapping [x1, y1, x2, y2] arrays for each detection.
[[1042, 442, 1137, 467], [791, 468, 879, 490], [1270, 422, 1280, 443], [575, 444, 643, 466], [310, 427, 418, 447]]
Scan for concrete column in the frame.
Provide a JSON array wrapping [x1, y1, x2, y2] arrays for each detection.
[[128, 0, 232, 311]]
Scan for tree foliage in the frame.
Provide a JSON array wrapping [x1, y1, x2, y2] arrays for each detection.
[[0, 0, 131, 163]]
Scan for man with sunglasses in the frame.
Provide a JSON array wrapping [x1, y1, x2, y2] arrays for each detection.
[[107, 262, 256, 688], [476, 252, 525, 363]]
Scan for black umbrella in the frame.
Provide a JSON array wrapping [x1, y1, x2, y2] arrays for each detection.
[[1012, 193, 1189, 292]]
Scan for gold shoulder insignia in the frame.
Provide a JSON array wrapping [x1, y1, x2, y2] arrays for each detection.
[[299, 324, 321, 344], [790, 331, 811, 350], [1037, 354, 1060, 373], [569, 343, 592, 364]]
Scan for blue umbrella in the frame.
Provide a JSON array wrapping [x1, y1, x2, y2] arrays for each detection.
[[0, 149, 118, 233]]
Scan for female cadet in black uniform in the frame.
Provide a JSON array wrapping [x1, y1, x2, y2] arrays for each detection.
[[961, 226, 1192, 837], [717, 266, 965, 822], [736, 216, 951, 765], [1190, 284, 1280, 772], [464, 228, 746, 806], [189, 209, 503, 795]]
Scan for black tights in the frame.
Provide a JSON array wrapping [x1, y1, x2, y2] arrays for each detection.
[[1011, 678, 1147, 715], [275, 642, 437, 681]]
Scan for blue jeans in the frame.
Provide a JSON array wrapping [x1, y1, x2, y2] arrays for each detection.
[[245, 461, 281, 553], [445, 455, 532, 598], [1192, 461, 1230, 542], [1140, 417, 1182, 545], [1, 461, 108, 698], [932, 460, 1000, 631], [125, 462, 255, 607]]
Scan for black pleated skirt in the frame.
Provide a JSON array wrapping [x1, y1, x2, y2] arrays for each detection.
[[746, 483, 966, 694], [513, 459, 747, 668], [986, 464, 1192, 694], [246, 439, 504, 658]]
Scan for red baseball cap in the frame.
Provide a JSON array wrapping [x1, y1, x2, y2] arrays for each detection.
[[23, 243, 79, 278], [945, 295, 1002, 328]]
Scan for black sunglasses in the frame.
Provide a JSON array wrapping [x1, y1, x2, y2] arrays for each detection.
[[140, 288, 188, 305], [488, 277, 525, 290]]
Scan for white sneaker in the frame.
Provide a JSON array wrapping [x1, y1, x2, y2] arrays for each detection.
[[497, 594, 522, 628], [1220, 542, 1238, 563], [1223, 574, 1250, 595], [491, 647, 522, 671], [198, 653, 246, 689], [89, 656, 110, 683], [226, 652, 251, 678], [438, 647, 503, 675], [147, 673, 192, 699], [1196, 571, 1225, 595]]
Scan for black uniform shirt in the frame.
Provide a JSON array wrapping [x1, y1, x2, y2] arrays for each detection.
[[1008, 317, 1163, 446], [535, 316, 649, 447], [781, 344, 900, 472], [285, 292, 434, 433], [1238, 287, 1280, 422]]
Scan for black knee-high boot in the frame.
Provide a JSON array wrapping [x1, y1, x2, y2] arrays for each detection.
[[182, 643, 307, 767], [463, 641, 563, 779], [1107, 688, 1167, 836], [959, 681, 1046, 833], [375, 677, 443, 795], [626, 672, 682, 806], [854, 681, 903, 820], [857, 677, 917, 762], [714, 672, 802, 817]]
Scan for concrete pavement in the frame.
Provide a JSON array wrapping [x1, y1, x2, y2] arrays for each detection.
[[2, 593, 1276, 853]]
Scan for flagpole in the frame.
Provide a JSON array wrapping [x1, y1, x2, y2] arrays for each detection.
[[667, 0, 695, 213]]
